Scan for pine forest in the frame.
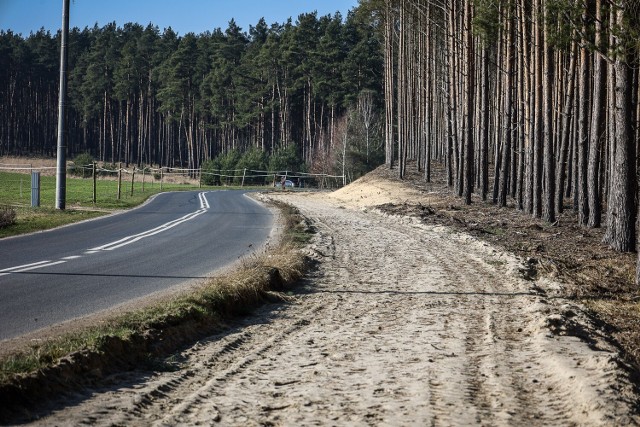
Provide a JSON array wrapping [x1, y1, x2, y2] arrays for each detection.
[[0, 10, 383, 180], [376, 0, 639, 280]]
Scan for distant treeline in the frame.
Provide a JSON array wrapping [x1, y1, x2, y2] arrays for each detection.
[[0, 8, 383, 178]]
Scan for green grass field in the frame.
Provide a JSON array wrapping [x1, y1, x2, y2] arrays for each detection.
[[0, 171, 219, 238], [0, 170, 199, 208]]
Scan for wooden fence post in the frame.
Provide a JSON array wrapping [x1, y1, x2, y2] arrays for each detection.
[[92, 162, 96, 204], [131, 167, 135, 197], [117, 162, 122, 200]]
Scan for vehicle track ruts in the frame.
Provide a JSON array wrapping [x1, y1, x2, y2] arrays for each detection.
[[29, 193, 639, 426]]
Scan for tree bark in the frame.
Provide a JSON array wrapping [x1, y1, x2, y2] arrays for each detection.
[[532, 0, 543, 218], [556, 43, 577, 214], [480, 44, 490, 201], [542, 2, 556, 223], [604, 6, 636, 252], [577, 10, 590, 226], [499, 7, 514, 207], [587, 0, 605, 228], [463, 0, 474, 205]]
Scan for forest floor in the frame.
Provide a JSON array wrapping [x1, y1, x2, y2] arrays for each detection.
[[22, 163, 640, 426]]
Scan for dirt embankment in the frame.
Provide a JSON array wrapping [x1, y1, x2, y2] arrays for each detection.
[[21, 168, 640, 426]]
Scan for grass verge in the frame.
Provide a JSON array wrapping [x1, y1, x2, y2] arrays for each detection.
[[0, 197, 313, 422], [0, 207, 106, 238]]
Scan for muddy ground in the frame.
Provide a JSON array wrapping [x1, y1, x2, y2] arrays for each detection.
[[19, 165, 640, 426]]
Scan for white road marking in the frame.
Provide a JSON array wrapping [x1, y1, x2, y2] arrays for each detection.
[[0, 260, 67, 276], [0, 260, 51, 273], [199, 191, 210, 209], [89, 192, 210, 252], [1, 192, 211, 275], [14, 260, 67, 271]]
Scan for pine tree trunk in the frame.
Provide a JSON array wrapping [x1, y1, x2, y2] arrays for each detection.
[[397, 1, 406, 179], [519, 0, 533, 214], [480, 44, 489, 201], [424, 1, 433, 183], [556, 43, 577, 214], [587, 0, 605, 228], [463, 0, 474, 205], [499, 8, 514, 207], [532, 0, 543, 218], [577, 13, 590, 225], [604, 5, 636, 252], [384, 0, 395, 168], [542, 3, 556, 223]]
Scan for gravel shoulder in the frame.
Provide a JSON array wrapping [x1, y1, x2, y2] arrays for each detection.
[[25, 184, 640, 425]]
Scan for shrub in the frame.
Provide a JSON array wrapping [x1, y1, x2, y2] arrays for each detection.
[[0, 206, 16, 229], [201, 159, 222, 186], [237, 149, 268, 185], [69, 153, 94, 177]]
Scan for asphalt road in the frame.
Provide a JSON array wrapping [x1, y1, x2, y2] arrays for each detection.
[[0, 190, 274, 341]]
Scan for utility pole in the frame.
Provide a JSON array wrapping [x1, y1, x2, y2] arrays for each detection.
[[55, 0, 70, 210]]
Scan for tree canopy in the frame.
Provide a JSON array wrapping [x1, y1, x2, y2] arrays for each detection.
[[0, 10, 383, 181]]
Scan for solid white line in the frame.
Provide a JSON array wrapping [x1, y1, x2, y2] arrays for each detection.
[[89, 202, 209, 252], [89, 211, 199, 251], [199, 192, 210, 209], [13, 260, 67, 273], [102, 210, 206, 251], [0, 260, 51, 273]]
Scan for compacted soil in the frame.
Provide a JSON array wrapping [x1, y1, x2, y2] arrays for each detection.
[[23, 171, 640, 426]]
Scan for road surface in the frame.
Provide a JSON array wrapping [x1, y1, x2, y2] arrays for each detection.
[[0, 190, 274, 341]]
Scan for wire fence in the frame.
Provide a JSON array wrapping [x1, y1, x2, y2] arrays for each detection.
[[0, 163, 160, 208], [0, 162, 345, 208], [199, 167, 345, 189]]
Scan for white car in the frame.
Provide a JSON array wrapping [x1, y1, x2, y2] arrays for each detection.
[[275, 179, 295, 188]]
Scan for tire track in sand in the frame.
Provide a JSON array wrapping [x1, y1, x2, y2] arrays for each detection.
[[29, 194, 639, 426]]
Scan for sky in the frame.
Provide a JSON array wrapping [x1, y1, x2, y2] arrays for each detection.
[[0, 0, 360, 37]]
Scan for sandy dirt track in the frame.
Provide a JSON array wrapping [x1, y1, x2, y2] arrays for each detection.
[[28, 188, 639, 426]]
